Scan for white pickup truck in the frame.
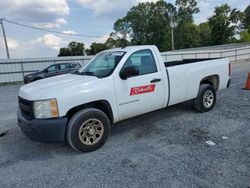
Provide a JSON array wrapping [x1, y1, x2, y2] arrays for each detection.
[[18, 45, 231, 152]]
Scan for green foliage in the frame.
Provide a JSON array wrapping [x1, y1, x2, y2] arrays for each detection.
[[175, 22, 199, 49], [230, 8, 245, 24], [175, 0, 200, 14], [105, 37, 130, 48], [239, 30, 250, 42], [208, 4, 243, 45], [58, 47, 71, 57], [58, 1, 249, 56], [209, 4, 233, 45], [113, 0, 202, 51], [58, 42, 85, 57], [198, 22, 213, 46], [175, 0, 200, 23], [173, 0, 200, 49], [244, 5, 250, 27], [85, 43, 108, 55], [68, 42, 85, 56], [114, 0, 174, 51]]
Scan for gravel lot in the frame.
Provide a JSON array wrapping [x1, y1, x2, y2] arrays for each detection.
[[0, 61, 250, 188]]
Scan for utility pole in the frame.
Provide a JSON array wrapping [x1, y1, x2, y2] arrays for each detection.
[[171, 26, 174, 51], [165, 11, 176, 51], [0, 18, 10, 59], [170, 19, 176, 51]]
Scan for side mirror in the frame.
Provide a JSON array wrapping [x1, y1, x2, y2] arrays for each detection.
[[44, 69, 48, 73], [120, 66, 139, 80]]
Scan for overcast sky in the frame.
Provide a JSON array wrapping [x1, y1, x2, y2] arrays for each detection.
[[0, 0, 249, 58]]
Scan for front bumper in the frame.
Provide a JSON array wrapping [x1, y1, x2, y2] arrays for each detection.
[[17, 109, 67, 143]]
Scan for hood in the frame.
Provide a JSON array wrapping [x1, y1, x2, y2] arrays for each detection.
[[19, 73, 98, 100]]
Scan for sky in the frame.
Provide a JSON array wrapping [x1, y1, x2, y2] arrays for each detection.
[[0, 0, 249, 59]]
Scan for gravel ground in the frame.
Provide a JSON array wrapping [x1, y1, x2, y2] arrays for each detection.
[[0, 61, 250, 188]]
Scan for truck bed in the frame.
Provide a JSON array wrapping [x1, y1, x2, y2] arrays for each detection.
[[165, 58, 230, 106], [164, 58, 219, 67]]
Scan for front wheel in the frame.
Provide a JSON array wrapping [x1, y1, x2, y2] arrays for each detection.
[[194, 84, 216, 113], [66, 108, 111, 152]]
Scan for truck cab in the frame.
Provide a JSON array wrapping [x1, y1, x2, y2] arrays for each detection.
[[18, 45, 230, 152]]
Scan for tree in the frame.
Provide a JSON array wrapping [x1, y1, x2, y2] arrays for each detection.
[[114, 0, 175, 51], [208, 4, 243, 45], [239, 31, 250, 42], [237, 5, 250, 43], [68, 42, 85, 56], [243, 5, 250, 28], [112, 0, 202, 51], [198, 22, 213, 46], [175, 22, 199, 49], [86, 43, 108, 55], [173, 0, 200, 49], [58, 41, 85, 57], [58, 47, 71, 57], [175, 0, 200, 23], [105, 37, 130, 48]]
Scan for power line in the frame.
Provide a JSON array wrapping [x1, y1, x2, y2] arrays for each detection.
[[2, 18, 105, 38]]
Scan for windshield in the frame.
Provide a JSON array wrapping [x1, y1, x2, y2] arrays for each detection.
[[77, 51, 126, 78]]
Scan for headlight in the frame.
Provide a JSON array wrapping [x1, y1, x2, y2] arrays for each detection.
[[33, 99, 59, 119]]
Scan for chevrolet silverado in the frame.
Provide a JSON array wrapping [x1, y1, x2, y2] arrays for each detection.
[[17, 45, 231, 152]]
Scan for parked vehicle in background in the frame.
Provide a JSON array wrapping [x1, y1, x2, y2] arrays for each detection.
[[18, 45, 231, 152], [24, 63, 81, 84]]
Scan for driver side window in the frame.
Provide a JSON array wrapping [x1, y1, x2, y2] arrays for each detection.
[[123, 49, 157, 76]]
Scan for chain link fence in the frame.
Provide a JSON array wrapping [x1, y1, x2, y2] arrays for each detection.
[[0, 56, 93, 83]]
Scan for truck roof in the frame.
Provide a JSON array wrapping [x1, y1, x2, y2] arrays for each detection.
[[104, 45, 156, 53]]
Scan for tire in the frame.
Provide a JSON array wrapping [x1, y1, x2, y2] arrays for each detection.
[[66, 108, 111, 152], [194, 84, 216, 113]]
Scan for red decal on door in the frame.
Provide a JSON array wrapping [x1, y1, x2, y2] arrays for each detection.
[[130, 84, 156, 96]]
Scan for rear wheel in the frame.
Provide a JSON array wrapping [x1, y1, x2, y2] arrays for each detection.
[[194, 84, 216, 113], [66, 108, 111, 152]]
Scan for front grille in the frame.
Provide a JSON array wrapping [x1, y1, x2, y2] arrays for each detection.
[[18, 97, 34, 120]]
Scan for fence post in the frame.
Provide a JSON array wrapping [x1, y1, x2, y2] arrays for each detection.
[[208, 52, 211, 59], [235, 49, 237, 63], [20, 62, 25, 81]]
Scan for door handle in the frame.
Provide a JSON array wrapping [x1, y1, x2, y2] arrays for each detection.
[[151, 78, 161, 83]]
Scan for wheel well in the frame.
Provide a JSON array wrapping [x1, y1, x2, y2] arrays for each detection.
[[200, 75, 219, 91], [66, 100, 114, 123]]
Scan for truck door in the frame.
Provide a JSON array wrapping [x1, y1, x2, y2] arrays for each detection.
[[114, 49, 165, 121]]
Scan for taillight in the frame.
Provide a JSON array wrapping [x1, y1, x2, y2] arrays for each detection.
[[229, 63, 231, 76]]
